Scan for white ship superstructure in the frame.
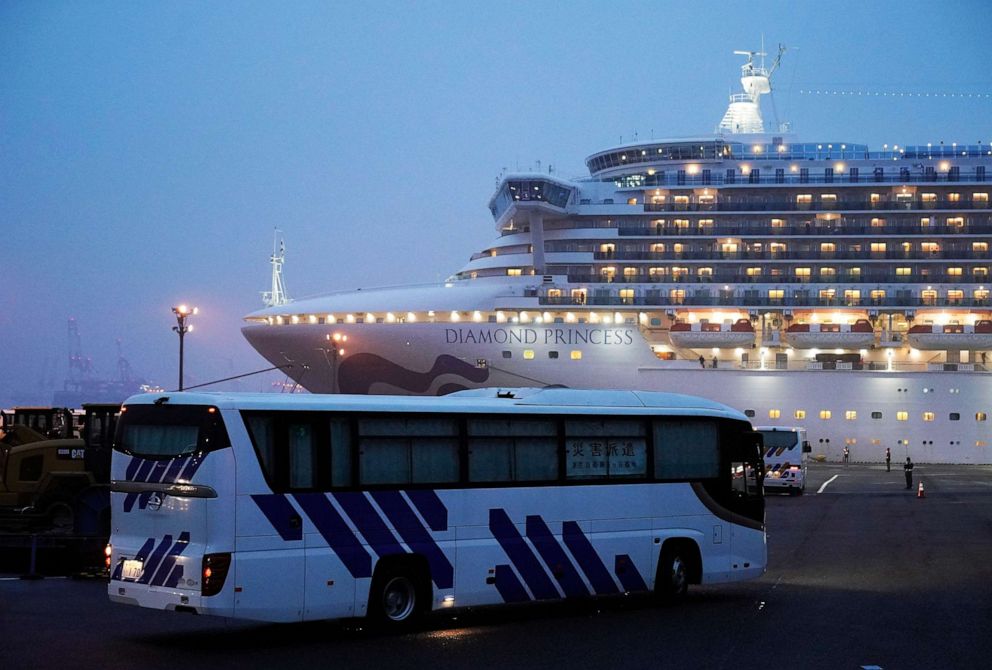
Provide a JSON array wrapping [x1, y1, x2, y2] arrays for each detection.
[[243, 48, 992, 463]]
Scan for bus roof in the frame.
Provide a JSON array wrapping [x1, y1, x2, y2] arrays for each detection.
[[122, 388, 748, 421]]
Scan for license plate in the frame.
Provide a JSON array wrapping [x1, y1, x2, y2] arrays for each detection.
[[122, 559, 144, 581]]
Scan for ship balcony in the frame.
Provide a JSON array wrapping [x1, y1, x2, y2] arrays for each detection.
[[634, 171, 989, 190], [618, 223, 992, 237], [538, 293, 992, 309], [642, 199, 991, 214], [589, 250, 989, 262], [565, 272, 987, 285]]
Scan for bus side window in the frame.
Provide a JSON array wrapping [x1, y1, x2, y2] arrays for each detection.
[[329, 418, 352, 487], [467, 418, 557, 483], [653, 419, 719, 480], [245, 415, 276, 480], [288, 422, 315, 489], [358, 416, 459, 485]]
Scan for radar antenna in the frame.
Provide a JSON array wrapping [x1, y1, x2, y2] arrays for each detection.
[[261, 229, 292, 307]]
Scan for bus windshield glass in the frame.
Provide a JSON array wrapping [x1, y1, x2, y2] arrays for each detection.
[[115, 404, 230, 458], [761, 431, 798, 450]]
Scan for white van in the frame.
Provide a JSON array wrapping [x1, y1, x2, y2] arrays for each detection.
[[755, 426, 810, 495]]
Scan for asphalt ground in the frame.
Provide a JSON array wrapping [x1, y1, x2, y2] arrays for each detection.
[[2, 463, 991, 670]]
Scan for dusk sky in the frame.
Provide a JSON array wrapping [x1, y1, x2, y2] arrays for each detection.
[[2, 1, 990, 405]]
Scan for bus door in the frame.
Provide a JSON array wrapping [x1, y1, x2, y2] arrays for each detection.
[[111, 404, 234, 598], [728, 431, 765, 575], [234, 413, 307, 622]]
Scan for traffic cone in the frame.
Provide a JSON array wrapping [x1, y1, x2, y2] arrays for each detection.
[[917, 482, 925, 498]]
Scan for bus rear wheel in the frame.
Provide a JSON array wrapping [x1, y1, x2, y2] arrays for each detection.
[[655, 544, 690, 604], [368, 564, 427, 628]]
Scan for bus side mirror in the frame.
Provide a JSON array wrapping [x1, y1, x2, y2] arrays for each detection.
[[802, 441, 812, 453]]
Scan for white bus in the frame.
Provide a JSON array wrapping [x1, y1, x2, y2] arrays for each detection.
[[107, 387, 766, 625], [755, 426, 810, 495]]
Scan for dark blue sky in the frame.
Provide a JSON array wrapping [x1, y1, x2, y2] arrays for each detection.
[[2, 1, 990, 404]]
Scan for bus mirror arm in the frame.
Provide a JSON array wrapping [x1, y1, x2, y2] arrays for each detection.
[[802, 441, 812, 453]]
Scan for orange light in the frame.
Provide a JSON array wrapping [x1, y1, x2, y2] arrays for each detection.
[[204, 566, 213, 579], [104, 544, 112, 557]]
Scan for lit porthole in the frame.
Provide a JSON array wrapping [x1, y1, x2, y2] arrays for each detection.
[[768, 409, 780, 419], [977, 412, 988, 422], [794, 410, 806, 420], [897, 411, 908, 421], [819, 410, 832, 420], [570, 350, 582, 360], [845, 410, 857, 420], [922, 412, 935, 422], [523, 350, 535, 360]]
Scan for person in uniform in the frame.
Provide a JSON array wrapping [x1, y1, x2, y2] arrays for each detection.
[[904, 457, 914, 489], [885, 447, 891, 472]]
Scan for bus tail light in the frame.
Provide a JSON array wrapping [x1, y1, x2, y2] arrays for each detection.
[[105, 544, 113, 570], [202, 553, 231, 597]]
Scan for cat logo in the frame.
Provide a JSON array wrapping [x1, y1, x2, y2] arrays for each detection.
[[146, 492, 163, 511]]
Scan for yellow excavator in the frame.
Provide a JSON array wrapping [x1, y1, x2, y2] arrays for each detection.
[[0, 404, 119, 534]]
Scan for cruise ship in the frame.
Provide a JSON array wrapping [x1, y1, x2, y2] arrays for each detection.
[[243, 47, 992, 464]]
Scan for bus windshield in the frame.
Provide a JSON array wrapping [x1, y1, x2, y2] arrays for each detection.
[[115, 404, 230, 458]]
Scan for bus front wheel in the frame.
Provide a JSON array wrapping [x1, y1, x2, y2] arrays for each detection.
[[655, 543, 690, 604]]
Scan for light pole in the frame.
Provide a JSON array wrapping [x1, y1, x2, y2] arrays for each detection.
[[172, 304, 197, 391]]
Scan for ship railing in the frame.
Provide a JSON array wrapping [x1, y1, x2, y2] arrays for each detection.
[[642, 199, 992, 213], [539, 293, 992, 309], [632, 172, 989, 190], [618, 223, 992, 236]]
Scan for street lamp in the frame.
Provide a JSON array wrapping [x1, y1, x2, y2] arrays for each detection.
[[172, 304, 198, 390]]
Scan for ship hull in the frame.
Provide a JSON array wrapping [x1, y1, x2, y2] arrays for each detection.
[[244, 321, 992, 464]]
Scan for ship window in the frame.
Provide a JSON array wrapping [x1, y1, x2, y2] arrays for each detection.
[[771, 218, 785, 228], [744, 409, 755, 418], [949, 413, 961, 421], [768, 289, 784, 301], [977, 413, 987, 422], [795, 267, 811, 278], [871, 217, 886, 228], [975, 289, 990, 301], [698, 218, 714, 229], [746, 267, 762, 277], [871, 411, 883, 419], [922, 242, 940, 254], [922, 290, 938, 305], [669, 289, 686, 304], [619, 289, 635, 304], [549, 351, 559, 359], [627, 198, 638, 205], [922, 412, 935, 422], [794, 410, 806, 420], [897, 411, 908, 421], [948, 216, 964, 228], [921, 193, 937, 204], [948, 290, 964, 303], [896, 267, 912, 276], [871, 290, 886, 302], [948, 193, 961, 202], [502, 351, 512, 359], [570, 350, 582, 360], [523, 350, 535, 360], [507, 268, 523, 276], [820, 243, 836, 252], [845, 411, 857, 420], [973, 242, 989, 253], [870, 242, 887, 253], [768, 409, 780, 419], [819, 410, 832, 420], [820, 268, 836, 277], [844, 290, 861, 305]]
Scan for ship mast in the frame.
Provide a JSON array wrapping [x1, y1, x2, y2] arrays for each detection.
[[261, 229, 291, 307], [716, 43, 787, 135]]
